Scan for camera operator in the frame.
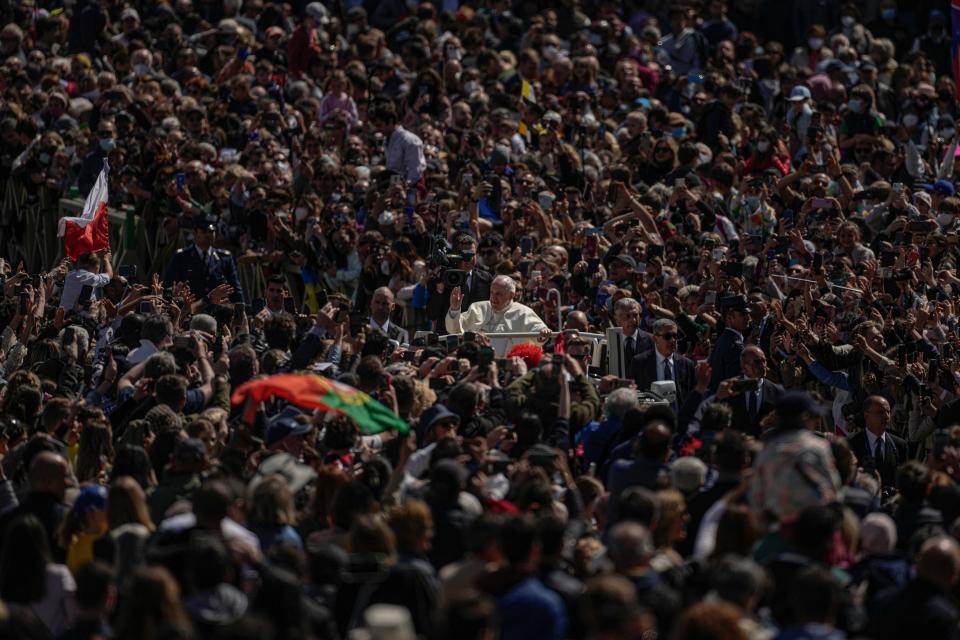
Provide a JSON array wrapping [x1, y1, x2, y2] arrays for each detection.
[[426, 234, 491, 327]]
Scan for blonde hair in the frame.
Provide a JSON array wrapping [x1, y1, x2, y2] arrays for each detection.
[[247, 475, 297, 527]]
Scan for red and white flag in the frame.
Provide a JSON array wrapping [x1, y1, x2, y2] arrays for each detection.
[[58, 160, 110, 261]]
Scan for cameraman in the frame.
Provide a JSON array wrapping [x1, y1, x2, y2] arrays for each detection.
[[505, 352, 600, 438], [426, 234, 491, 326]]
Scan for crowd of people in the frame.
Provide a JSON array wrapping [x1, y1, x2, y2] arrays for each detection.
[[2, 0, 960, 638]]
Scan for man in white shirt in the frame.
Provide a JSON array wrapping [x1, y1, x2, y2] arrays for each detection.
[[60, 251, 113, 311], [445, 275, 551, 351], [369, 286, 409, 344], [370, 102, 425, 185]]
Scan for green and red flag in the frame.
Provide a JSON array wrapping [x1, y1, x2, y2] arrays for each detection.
[[231, 373, 409, 435]]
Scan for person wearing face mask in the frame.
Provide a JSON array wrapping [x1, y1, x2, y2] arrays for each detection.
[[838, 86, 882, 160], [789, 25, 831, 73], [731, 177, 777, 238], [868, 0, 913, 58], [910, 10, 950, 76], [701, 0, 737, 49], [77, 120, 116, 197], [741, 127, 790, 177], [934, 196, 960, 232], [833, 7, 873, 55]]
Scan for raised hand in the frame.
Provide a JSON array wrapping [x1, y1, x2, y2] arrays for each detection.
[[449, 286, 464, 311]]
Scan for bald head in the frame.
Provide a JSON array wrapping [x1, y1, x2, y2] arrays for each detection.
[[371, 286, 396, 323], [917, 536, 960, 590], [29, 451, 70, 498], [564, 310, 589, 331], [608, 521, 654, 571]]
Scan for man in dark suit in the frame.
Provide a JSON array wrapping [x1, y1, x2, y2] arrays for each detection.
[[632, 318, 696, 407], [719, 345, 783, 438], [369, 286, 409, 344], [426, 234, 492, 327], [708, 294, 749, 391], [163, 214, 245, 303], [849, 395, 908, 490], [614, 297, 654, 379]]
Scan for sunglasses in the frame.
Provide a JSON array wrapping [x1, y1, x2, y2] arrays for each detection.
[[656, 333, 678, 340]]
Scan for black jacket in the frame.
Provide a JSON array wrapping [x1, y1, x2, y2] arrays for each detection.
[[631, 349, 696, 406], [722, 378, 784, 438], [425, 268, 492, 326], [848, 429, 908, 490]]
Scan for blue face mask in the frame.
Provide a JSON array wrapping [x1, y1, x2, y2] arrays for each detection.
[[745, 196, 761, 209], [881, 7, 896, 20], [38, 152, 51, 165], [99, 138, 116, 152], [671, 126, 686, 139], [847, 98, 862, 113]]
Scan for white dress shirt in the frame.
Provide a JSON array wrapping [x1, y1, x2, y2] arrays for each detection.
[[866, 430, 886, 460], [656, 350, 675, 381]]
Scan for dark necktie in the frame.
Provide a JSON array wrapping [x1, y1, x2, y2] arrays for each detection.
[[663, 358, 673, 382], [874, 436, 883, 464], [748, 389, 758, 421], [626, 335, 635, 354]]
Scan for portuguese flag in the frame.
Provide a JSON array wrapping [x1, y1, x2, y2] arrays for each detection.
[[231, 373, 409, 435]]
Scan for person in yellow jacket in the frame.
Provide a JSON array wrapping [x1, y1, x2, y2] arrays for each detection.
[[58, 484, 109, 575]]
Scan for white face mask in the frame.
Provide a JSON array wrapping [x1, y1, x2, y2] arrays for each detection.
[[808, 37, 823, 50], [938, 213, 955, 226], [446, 46, 462, 61], [462, 80, 478, 95], [756, 140, 771, 153], [346, 23, 359, 39], [294, 207, 308, 223], [942, 128, 957, 139], [903, 114, 919, 128], [542, 45, 559, 61], [378, 210, 394, 226], [841, 16, 855, 28], [133, 63, 150, 76]]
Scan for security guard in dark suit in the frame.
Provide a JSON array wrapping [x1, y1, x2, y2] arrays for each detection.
[[708, 294, 749, 392], [163, 214, 245, 303]]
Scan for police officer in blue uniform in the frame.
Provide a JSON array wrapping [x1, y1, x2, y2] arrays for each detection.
[[163, 214, 245, 303]]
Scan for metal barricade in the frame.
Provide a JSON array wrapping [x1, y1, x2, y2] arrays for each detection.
[[438, 331, 607, 358]]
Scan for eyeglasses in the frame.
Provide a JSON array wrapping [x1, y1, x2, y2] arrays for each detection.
[[656, 333, 678, 340]]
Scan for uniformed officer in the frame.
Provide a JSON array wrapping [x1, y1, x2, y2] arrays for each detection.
[[163, 214, 245, 303]]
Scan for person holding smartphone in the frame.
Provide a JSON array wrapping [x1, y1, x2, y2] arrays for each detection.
[[60, 250, 113, 312]]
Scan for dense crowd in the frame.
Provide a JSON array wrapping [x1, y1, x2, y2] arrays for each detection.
[[2, 0, 960, 639]]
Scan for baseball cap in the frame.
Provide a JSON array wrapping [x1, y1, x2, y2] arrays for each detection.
[[774, 390, 828, 418], [121, 7, 140, 21], [266, 409, 313, 447], [919, 179, 956, 197], [788, 85, 811, 102], [173, 438, 207, 464], [418, 404, 460, 434], [73, 485, 108, 516], [609, 254, 637, 270], [305, 2, 330, 23], [218, 18, 239, 35]]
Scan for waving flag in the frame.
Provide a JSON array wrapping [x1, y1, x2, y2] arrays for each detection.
[[59, 160, 110, 261], [231, 373, 410, 435], [954, 1, 960, 98]]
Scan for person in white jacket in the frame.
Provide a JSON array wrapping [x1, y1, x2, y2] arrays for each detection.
[[445, 275, 551, 346]]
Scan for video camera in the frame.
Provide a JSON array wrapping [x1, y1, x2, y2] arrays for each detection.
[[427, 235, 469, 288]]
